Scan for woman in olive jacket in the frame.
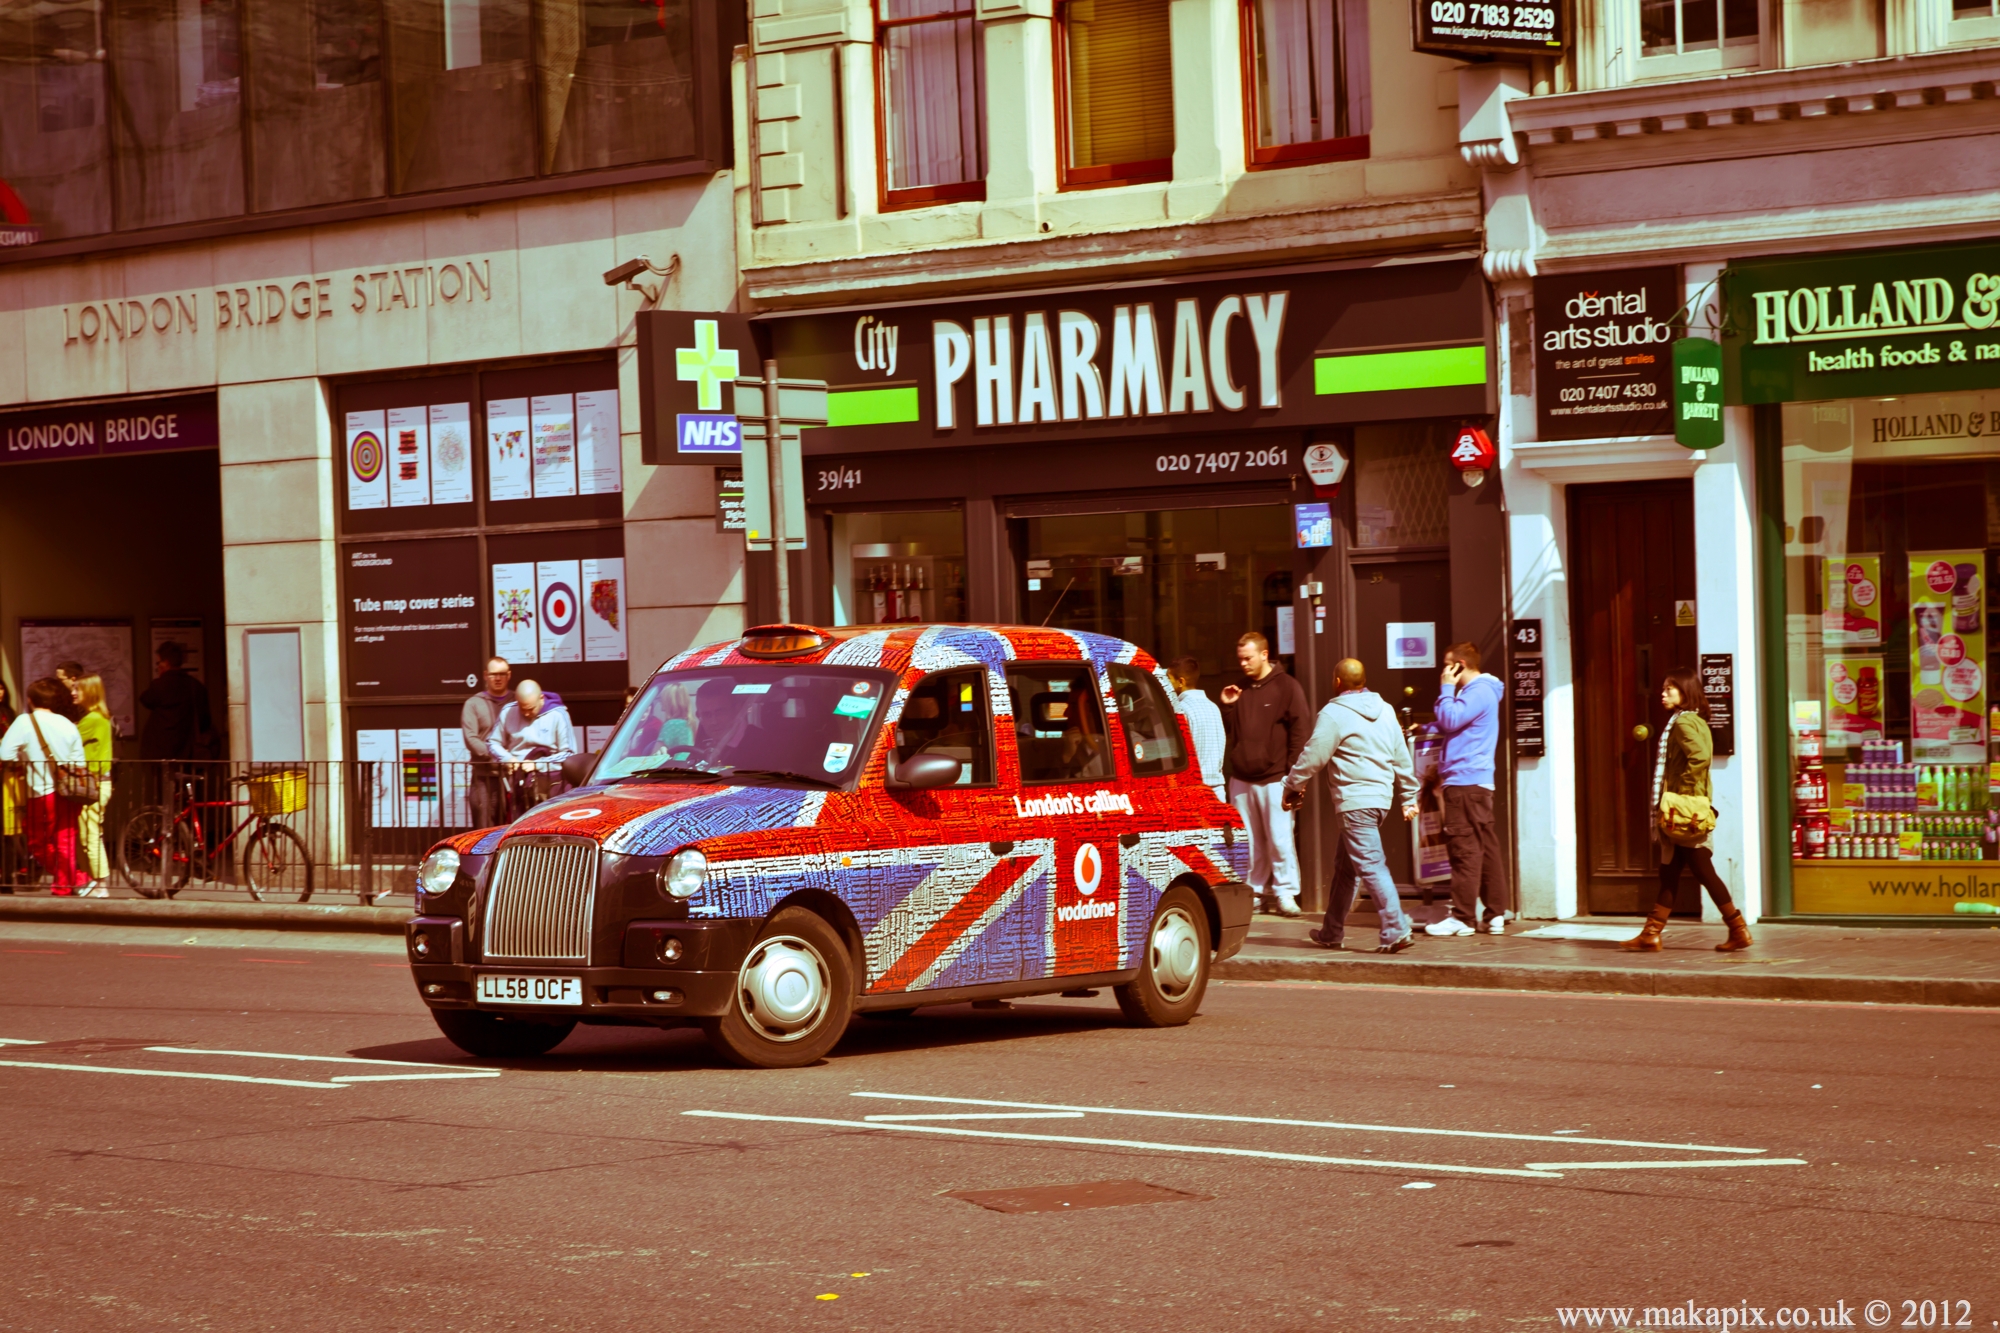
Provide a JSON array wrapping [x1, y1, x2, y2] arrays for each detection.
[[1622, 666, 1753, 953]]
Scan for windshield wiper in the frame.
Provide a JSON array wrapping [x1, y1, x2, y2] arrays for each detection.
[[617, 762, 732, 781], [723, 768, 843, 790]]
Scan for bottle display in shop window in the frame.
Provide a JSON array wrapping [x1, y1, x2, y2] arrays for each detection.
[[853, 555, 957, 626]]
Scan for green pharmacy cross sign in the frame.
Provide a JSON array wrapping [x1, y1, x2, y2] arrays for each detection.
[[1673, 338, 1724, 449], [1723, 241, 2000, 404]]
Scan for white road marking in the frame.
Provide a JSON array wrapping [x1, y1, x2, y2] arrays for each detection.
[[329, 1072, 502, 1083], [0, 1060, 345, 1089], [1522, 1157, 1809, 1172], [0, 1038, 46, 1046], [682, 1110, 1564, 1180], [848, 1093, 1768, 1155], [146, 1047, 496, 1071], [856, 1104, 1080, 1112]]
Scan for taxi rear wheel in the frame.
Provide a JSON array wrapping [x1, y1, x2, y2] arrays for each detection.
[[1115, 885, 1211, 1028], [431, 1009, 576, 1058], [703, 908, 853, 1069]]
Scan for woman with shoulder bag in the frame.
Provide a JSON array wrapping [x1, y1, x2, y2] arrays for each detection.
[[1621, 666, 1753, 953], [71, 674, 116, 895], [0, 677, 91, 896]]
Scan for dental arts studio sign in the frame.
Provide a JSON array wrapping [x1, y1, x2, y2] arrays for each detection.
[[1533, 267, 1682, 441], [743, 260, 1490, 454], [1724, 240, 2000, 403]]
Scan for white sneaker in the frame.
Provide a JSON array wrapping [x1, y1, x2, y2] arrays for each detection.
[[80, 881, 110, 898], [1424, 917, 1474, 937], [1273, 893, 1302, 918], [1484, 913, 1507, 934]]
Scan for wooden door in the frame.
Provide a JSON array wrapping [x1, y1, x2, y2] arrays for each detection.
[[1567, 483, 1698, 915]]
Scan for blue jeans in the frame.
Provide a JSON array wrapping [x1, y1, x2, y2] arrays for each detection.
[[1319, 808, 1410, 947]]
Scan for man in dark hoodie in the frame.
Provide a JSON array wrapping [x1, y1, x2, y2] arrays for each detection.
[[1283, 657, 1419, 953], [1218, 631, 1311, 916]]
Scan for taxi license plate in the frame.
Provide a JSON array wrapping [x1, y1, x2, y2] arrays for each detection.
[[476, 974, 582, 1006]]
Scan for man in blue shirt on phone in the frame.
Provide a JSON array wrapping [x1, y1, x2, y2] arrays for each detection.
[[1421, 641, 1511, 936]]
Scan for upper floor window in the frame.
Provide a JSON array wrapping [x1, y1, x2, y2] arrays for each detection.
[[1949, 0, 1999, 40], [1639, 0, 1759, 73], [875, 0, 986, 208], [1057, 0, 1173, 189], [0, 0, 716, 250], [1241, 0, 1370, 168]]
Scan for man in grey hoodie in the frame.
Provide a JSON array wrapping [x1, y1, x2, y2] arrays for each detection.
[[1281, 657, 1419, 954]]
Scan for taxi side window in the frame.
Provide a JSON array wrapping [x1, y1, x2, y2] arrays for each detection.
[[1006, 664, 1113, 785], [1107, 664, 1188, 778], [894, 668, 994, 786]]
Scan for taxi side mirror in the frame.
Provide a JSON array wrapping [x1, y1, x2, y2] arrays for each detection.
[[887, 752, 961, 790], [560, 751, 598, 788]]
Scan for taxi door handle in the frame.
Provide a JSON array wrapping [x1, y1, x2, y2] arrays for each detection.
[[989, 840, 1015, 855], [1118, 833, 1140, 849]]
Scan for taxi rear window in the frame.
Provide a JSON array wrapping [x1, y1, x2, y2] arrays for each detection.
[[1108, 664, 1187, 777]]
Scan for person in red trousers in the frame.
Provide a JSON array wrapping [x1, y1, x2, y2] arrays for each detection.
[[0, 677, 88, 895]]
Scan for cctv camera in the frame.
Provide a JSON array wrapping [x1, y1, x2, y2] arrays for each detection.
[[603, 257, 649, 287]]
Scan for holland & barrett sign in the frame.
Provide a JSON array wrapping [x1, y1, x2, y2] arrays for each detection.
[[1672, 338, 1723, 449], [1724, 241, 2000, 403]]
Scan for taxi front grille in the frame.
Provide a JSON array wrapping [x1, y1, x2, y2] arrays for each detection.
[[483, 839, 598, 963]]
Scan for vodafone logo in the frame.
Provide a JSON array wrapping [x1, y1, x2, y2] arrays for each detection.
[[1073, 844, 1103, 896]]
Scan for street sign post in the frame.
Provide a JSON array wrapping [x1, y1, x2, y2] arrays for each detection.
[[730, 370, 826, 623]]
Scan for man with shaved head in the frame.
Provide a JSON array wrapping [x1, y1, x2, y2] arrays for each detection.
[[487, 679, 578, 814], [1281, 657, 1418, 954]]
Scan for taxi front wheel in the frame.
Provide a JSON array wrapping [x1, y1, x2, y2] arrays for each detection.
[[1115, 885, 1211, 1028], [703, 907, 854, 1069]]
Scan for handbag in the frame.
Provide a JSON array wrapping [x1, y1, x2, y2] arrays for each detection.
[[28, 711, 102, 804], [1657, 791, 1716, 846]]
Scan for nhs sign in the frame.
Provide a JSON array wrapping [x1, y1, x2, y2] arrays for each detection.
[[675, 413, 741, 456]]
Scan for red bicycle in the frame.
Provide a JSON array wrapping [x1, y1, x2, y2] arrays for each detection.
[[117, 770, 314, 902]]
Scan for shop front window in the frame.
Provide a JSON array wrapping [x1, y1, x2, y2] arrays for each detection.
[[1020, 504, 1295, 685], [830, 510, 968, 627], [1781, 393, 2000, 907]]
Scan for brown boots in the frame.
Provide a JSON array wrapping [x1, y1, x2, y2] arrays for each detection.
[[1716, 906, 1754, 952], [1620, 903, 1672, 951]]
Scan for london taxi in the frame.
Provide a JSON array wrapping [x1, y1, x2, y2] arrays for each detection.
[[406, 624, 1253, 1069]]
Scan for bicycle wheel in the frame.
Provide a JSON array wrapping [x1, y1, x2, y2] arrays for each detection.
[[118, 810, 193, 899], [244, 823, 313, 903]]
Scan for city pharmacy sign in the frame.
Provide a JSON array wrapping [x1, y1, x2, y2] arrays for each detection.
[[1724, 241, 2000, 403]]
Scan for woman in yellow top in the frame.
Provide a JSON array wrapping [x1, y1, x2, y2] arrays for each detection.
[[1622, 667, 1752, 953], [71, 674, 116, 896]]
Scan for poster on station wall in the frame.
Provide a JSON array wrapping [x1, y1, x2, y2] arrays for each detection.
[[491, 561, 538, 664], [536, 559, 583, 664], [1823, 554, 1882, 646], [581, 556, 626, 662], [345, 409, 388, 510], [427, 402, 474, 505], [530, 394, 577, 498], [20, 619, 136, 738], [486, 398, 531, 502], [1824, 655, 1885, 750], [355, 729, 399, 827], [396, 727, 441, 828], [1908, 550, 1986, 761], [386, 405, 430, 508], [575, 390, 622, 496]]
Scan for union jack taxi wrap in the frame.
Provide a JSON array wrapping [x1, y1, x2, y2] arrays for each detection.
[[407, 623, 1254, 1067]]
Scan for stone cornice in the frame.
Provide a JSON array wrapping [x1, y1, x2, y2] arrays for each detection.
[[1508, 48, 1999, 149], [741, 192, 1482, 308]]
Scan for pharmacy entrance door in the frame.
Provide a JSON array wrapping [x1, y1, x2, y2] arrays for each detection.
[[1568, 481, 1699, 915]]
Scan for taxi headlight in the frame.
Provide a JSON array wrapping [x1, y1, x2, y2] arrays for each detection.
[[662, 848, 708, 899], [417, 847, 460, 897]]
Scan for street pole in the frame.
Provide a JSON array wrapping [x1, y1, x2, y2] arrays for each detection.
[[763, 358, 788, 623]]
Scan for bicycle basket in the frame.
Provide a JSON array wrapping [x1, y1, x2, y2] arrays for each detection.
[[249, 769, 310, 817]]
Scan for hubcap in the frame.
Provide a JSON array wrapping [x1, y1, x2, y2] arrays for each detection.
[[1150, 907, 1203, 998], [737, 935, 830, 1040]]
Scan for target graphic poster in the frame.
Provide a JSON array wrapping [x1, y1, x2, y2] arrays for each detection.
[[530, 394, 577, 498], [492, 561, 538, 664], [386, 405, 431, 508], [427, 402, 474, 505], [580, 556, 626, 662], [344, 410, 388, 510], [536, 559, 584, 664], [575, 389, 622, 496], [486, 398, 531, 502]]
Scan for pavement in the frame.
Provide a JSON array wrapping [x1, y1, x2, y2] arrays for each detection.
[[6, 892, 2000, 1007], [4, 939, 1995, 1330]]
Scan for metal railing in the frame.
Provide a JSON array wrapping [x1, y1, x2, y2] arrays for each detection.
[[1, 758, 560, 904]]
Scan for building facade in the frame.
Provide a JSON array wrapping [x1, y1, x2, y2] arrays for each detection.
[[0, 1, 747, 800], [729, 0, 1510, 903], [1467, 1, 2000, 921]]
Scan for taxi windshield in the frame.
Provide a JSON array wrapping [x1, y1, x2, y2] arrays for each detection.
[[594, 667, 893, 788]]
